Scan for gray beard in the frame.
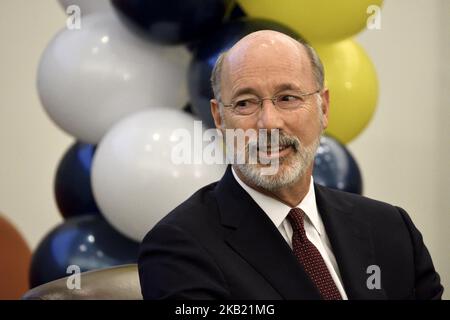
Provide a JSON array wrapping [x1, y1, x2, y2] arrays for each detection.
[[234, 134, 320, 191]]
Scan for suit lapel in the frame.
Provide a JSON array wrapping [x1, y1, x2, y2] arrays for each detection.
[[215, 167, 322, 299], [314, 184, 387, 300]]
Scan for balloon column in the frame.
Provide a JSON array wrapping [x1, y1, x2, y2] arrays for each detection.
[[32, 0, 232, 286], [32, 0, 380, 286]]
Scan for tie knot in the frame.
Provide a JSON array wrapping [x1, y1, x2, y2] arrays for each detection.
[[288, 208, 306, 235]]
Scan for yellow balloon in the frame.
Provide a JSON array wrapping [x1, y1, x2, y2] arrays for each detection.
[[238, 0, 383, 43], [314, 39, 378, 143]]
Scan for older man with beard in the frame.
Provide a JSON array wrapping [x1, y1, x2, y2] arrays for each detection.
[[138, 30, 443, 300]]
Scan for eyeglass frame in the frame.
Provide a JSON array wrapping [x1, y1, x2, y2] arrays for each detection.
[[218, 88, 322, 115]]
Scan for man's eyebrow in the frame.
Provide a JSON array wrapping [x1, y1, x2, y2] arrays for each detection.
[[231, 87, 260, 99]]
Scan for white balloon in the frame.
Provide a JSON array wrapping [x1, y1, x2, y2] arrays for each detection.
[[91, 109, 226, 241], [58, 0, 112, 15], [37, 12, 190, 144]]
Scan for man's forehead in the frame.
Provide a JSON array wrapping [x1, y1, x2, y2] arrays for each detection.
[[224, 31, 308, 69], [230, 30, 301, 53]]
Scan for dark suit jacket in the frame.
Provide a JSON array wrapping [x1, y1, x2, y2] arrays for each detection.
[[138, 166, 443, 299]]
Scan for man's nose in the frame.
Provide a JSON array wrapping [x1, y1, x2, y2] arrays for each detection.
[[256, 99, 284, 130]]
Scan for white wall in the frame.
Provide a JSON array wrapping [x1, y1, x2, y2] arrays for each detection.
[[0, 0, 448, 298], [0, 1, 69, 248]]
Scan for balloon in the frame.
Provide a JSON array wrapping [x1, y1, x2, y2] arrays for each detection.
[[55, 141, 100, 219], [313, 135, 363, 194], [0, 214, 31, 299], [111, 0, 227, 45], [37, 12, 190, 144], [92, 109, 226, 241], [188, 18, 301, 128], [238, 0, 384, 43], [315, 39, 379, 143], [29, 215, 139, 288], [58, 0, 112, 15]]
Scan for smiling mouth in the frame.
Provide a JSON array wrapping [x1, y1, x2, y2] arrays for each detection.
[[257, 145, 293, 158]]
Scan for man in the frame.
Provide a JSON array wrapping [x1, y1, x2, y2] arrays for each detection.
[[138, 30, 443, 299]]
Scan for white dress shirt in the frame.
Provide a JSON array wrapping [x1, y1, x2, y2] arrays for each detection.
[[231, 167, 348, 299]]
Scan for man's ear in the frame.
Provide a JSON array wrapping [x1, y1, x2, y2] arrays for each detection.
[[320, 88, 330, 130], [210, 99, 223, 129]]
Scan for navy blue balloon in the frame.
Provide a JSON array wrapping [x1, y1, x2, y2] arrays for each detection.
[[111, 0, 228, 45], [188, 18, 302, 128], [29, 215, 139, 288], [54, 141, 100, 219], [313, 135, 363, 194]]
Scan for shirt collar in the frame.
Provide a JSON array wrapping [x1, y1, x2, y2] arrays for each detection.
[[231, 167, 323, 236]]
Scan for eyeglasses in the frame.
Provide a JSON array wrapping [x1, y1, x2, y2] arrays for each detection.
[[220, 89, 321, 116]]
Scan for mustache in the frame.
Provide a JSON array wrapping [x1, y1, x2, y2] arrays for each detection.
[[247, 133, 300, 153]]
